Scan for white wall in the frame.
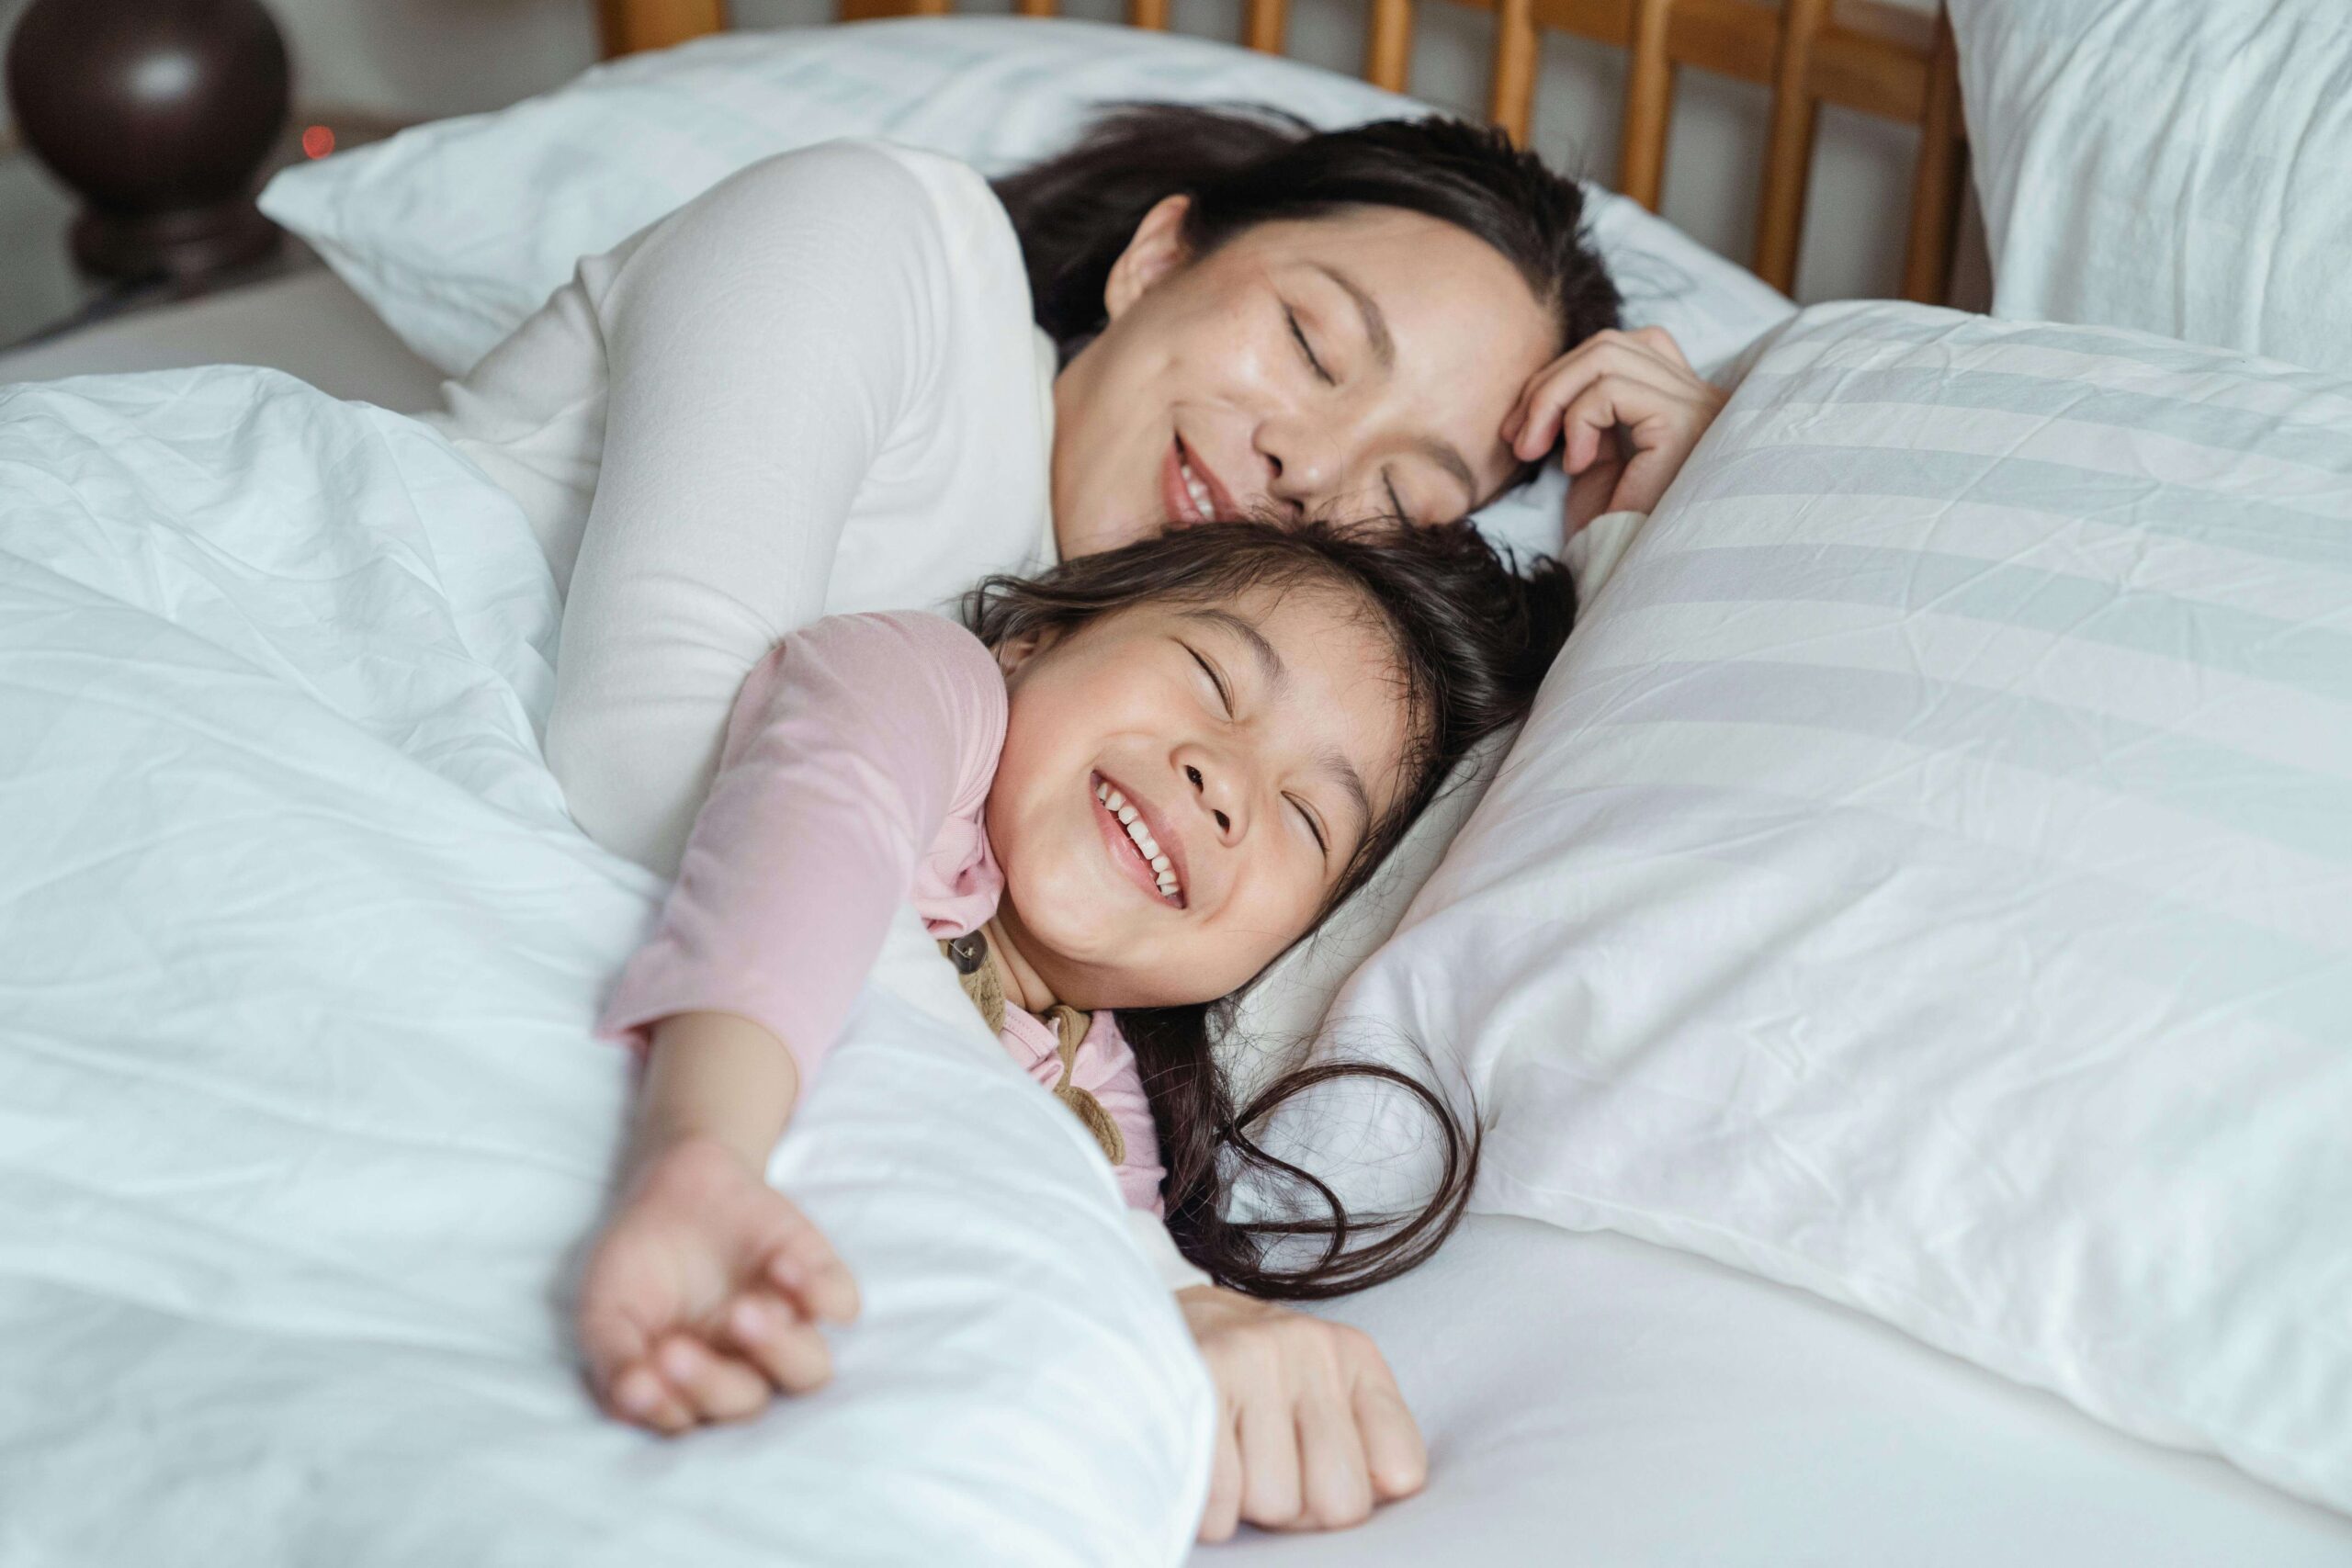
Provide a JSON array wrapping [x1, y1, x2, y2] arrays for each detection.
[[3, 0, 1956, 308]]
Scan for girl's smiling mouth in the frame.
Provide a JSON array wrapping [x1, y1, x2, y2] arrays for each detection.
[[1092, 772, 1187, 908]]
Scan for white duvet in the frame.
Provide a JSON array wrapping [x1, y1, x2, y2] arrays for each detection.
[[0, 367, 1211, 1565]]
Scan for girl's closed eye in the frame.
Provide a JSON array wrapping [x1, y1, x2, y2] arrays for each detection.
[[1289, 795, 1329, 856], [1185, 644, 1231, 715]]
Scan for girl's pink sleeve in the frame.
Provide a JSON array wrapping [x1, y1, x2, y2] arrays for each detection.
[[598, 611, 1006, 1077]]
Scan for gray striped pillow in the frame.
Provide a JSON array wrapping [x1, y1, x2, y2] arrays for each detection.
[[1330, 302, 2352, 1513]]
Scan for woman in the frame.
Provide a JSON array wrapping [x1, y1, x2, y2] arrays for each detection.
[[428, 104, 1724, 1540]]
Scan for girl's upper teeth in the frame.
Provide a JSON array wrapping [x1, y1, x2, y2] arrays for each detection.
[[1097, 778, 1182, 901]]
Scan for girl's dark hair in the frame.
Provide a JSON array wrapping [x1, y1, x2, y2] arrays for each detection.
[[965, 520, 1573, 1298], [993, 102, 1623, 389]]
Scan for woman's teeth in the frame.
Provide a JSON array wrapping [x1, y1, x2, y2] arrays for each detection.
[[1178, 455, 1214, 520], [1097, 779, 1182, 902]]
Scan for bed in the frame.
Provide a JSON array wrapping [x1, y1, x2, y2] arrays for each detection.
[[3, 2, 2347, 1562]]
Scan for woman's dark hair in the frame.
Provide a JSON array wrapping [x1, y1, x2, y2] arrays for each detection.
[[994, 103, 1622, 409], [964, 520, 1574, 1298]]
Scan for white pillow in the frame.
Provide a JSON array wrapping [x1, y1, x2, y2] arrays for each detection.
[[258, 15, 1791, 392], [0, 365, 1211, 1565], [1951, 0, 2352, 374], [1316, 303, 2352, 1515]]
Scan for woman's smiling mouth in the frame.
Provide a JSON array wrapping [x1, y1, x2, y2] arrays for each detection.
[[1092, 773, 1186, 907], [1161, 434, 1237, 526]]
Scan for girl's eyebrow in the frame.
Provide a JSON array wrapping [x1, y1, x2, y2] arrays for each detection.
[[1179, 608, 1374, 838], [1315, 743, 1374, 843], [1180, 608, 1283, 687]]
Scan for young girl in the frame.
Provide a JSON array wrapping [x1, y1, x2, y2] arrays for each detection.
[[571, 520, 1571, 1495]]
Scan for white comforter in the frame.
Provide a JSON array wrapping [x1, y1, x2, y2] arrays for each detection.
[[0, 367, 1211, 1565]]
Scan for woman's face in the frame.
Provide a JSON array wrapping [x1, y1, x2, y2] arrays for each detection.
[[984, 583, 1412, 1012], [1049, 199, 1560, 556]]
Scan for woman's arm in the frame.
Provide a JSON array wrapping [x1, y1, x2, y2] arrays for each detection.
[[1501, 324, 1728, 539], [543, 145, 964, 875]]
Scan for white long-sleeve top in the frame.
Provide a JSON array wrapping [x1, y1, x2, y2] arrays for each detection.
[[424, 139, 1060, 877]]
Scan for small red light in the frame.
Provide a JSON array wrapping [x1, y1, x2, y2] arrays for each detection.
[[301, 125, 335, 160]]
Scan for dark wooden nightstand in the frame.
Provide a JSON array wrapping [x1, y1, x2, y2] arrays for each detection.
[[0, 109, 406, 355]]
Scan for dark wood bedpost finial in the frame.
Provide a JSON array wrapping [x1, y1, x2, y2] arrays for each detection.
[[6, 0, 291, 282]]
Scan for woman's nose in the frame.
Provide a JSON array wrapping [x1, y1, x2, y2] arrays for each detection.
[[1256, 424, 1342, 517], [1182, 756, 1246, 843]]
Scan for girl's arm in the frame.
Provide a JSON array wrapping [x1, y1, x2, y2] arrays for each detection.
[[579, 611, 1007, 1431], [601, 610, 1007, 1083]]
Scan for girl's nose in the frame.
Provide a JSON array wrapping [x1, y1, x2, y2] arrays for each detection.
[[1182, 756, 1245, 843]]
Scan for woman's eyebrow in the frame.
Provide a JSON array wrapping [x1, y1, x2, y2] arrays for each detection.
[[1417, 437, 1481, 512], [1311, 264, 1394, 369]]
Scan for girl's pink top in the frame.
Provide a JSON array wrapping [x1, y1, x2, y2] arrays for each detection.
[[598, 611, 1166, 1214]]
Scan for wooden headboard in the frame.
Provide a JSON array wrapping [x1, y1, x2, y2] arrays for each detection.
[[593, 0, 1966, 304]]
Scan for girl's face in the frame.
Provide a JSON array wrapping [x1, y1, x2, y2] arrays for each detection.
[[985, 584, 1413, 1011], [1049, 199, 1561, 557]]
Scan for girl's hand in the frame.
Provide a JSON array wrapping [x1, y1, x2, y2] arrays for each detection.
[[1501, 326, 1728, 539], [1176, 1285, 1427, 1540], [576, 1133, 860, 1433]]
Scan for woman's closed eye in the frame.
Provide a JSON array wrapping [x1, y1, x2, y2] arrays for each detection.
[[1381, 468, 1414, 525], [1285, 306, 1334, 387]]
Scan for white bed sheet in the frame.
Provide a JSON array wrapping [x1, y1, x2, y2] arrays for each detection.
[[1224, 1216, 2352, 1565]]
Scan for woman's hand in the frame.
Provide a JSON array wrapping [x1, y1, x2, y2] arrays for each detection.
[[576, 1133, 860, 1433], [1176, 1285, 1427, 1541], [1502, 325, 1728, 538]]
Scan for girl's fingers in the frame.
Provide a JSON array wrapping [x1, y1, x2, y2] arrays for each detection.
[[612, 1360, 695, 1434], [1197, 1410, 1247, 1542], [655, 1332, 773, 1424], [577, 1294, 651, 1404], [1237, 1393, 1306, 1529], [763, 1224, 860, 1325], [726, 1292, 838, 1394]]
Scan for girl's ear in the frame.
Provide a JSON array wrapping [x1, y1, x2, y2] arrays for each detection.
[[1102, 194, 1193, 322], [995, 626, 1058, 682]]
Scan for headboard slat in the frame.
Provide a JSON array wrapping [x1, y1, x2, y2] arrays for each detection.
[[1754, 0, 1829, 293], [1615, 0, 1677, 210], [591, 0, 1969, 305], [1900, 10, 1967, 304], [1487, 0, 1541, 143], [1363, 0, 1415, 90], [596, 0, 726, 56], [1244, 0, 1290, 53]]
